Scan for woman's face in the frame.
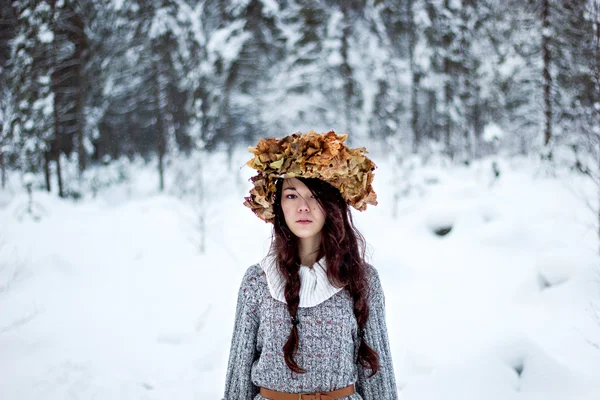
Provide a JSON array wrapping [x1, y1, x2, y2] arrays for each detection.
[[281, 178, 326, 241]]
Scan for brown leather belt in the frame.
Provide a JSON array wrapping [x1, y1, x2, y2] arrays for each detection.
[[259, 384, 354, 400]]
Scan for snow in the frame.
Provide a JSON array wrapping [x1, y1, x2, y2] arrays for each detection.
[[498, 55, 526, 81], [483, 122, 504, 142], [37, 25, 54, 44], [149, 8, 178, 39], [112, 0, 125, 11], [1, 151, 600, 399], [259, 0, 280, 17], [22, 172, 35, 185], [180, 2, 206, 48], [207, 21, 251, 68]]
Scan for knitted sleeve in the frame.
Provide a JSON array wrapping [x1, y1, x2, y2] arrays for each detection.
[[356, 266, 399, 400], [223, 266, 261, 400]]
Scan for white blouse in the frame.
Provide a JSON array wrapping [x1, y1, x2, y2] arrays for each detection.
[[260, 255, 344, 307]]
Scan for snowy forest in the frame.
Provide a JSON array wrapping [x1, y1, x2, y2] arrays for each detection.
[[3, 1, 600, 399], [1, 0, 599, 197]]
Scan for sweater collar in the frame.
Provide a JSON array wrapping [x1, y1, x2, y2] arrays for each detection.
[[260, 255, 344, 308]]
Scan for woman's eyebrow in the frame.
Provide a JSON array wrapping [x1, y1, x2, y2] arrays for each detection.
[[283, 187, 297, 191]]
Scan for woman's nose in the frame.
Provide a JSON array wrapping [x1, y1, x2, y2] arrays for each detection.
[[297, 197, 310, 212]]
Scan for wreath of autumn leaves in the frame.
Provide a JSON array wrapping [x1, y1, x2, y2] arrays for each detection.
[[243, 130, 378, 223]]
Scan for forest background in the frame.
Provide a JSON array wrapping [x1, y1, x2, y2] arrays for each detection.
[[3, 2, 600, 398], [0, 0, 599, 216]]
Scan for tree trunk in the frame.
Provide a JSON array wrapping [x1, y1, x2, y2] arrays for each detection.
[[56, 148, 63, 197], [595, 1, 600, 253], [427, 90, 438, 141], [219, 0, 227, 24], [50, 0, 64, 198], [542, 0, 552, 156], [341, 3, 353, 134], [0, 0, 11, 185], [464, 77, 472, 161], [197, 150, 205, 253], [444, 82, 452, 158], [473, 83, 482, 158], [443, 0, 453, 159], [408, 0, 420, 153], [44, 151, 51, 193], [75, 15, 86, 176], [222, 67, 234, 155], [0, 152, 5, 189], [154, 62, 166, 192]]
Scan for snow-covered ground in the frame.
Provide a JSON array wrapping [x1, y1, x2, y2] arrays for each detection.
[[1, 151, 600, 400]]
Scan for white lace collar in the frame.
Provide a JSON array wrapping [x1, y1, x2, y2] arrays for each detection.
[[260, 255, 345, 308]]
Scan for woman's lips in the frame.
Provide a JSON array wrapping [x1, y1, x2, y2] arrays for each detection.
[[296, 220, 312, 224]]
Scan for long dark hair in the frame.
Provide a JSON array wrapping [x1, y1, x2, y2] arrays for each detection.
[[270, 177, 380, 376]]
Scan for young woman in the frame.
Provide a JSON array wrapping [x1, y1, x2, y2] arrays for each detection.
[[223, 131, 398, 400]]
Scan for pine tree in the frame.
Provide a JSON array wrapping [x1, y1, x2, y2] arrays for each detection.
[[263, 0, 330, 135], [9, 0, 58, 189], [52, 0, 86, 176], [84, 0, 142, 161], [144, 0, 194, 190], [476, 0, 541, 156], [516, 0, 575, 158], [7, 0, 90, 196], [213, 0, 284, 155], [0, 0, 16, 187], [365, 0, 408, 145], [407, 0, 421, 152], [321, 2, 365, 136], [541, 0, 553, 157], [554, 0, 600, 250], [456, 0, 484, 160], [424, 0, 465, 158]]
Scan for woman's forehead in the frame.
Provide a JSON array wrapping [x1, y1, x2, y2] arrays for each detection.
[[282, 177, 307, 190]]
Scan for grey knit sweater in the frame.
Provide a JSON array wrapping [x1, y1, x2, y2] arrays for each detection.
[[222, 263, 398, 400]]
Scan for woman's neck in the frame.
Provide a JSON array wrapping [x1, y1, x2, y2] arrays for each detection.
[[298, 234, 321, 267]]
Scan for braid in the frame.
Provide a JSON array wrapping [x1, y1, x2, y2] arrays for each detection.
[[350, 271, 379, 377], [281, 260, 305, 373]]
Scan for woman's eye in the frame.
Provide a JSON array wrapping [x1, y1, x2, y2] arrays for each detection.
[[286, 194, 297, 199]]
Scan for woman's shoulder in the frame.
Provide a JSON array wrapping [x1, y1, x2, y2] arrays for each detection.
[[365, 262, 381, 282], [364, 263, 385, 299], [238, 263, 269, 293]]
